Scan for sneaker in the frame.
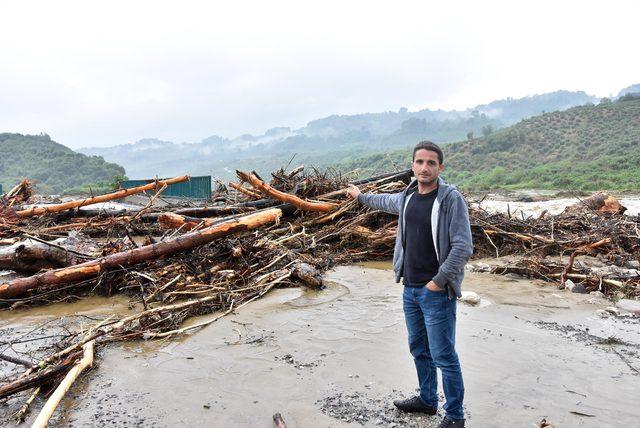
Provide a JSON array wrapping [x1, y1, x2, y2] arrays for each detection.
[[437, 416, 465, 428], [392, 396, 437, 415]]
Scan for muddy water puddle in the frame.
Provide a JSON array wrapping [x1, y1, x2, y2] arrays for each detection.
[[2, 266, 639, 427], [0, 294, 134, 328]]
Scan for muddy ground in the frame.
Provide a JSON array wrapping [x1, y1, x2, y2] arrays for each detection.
[[2, 263, 638, 427]]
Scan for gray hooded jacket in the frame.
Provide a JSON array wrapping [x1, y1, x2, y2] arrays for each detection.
[[357, 176, 473, 299]]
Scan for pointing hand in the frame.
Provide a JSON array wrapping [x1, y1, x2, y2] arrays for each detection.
[[346, 184, 361, 200]]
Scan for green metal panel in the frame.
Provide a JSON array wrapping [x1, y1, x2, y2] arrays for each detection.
[[121, 176, 211, 200]]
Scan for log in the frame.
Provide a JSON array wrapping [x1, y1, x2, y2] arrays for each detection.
[[0, 237, 94, 273], [229, 182, 262, 199], [0, 353, 33, 368], [237, 170, 338, 213], [40, 217, 131, 233], [232, 198, 278, 209], [16, 175, 189, 217], [0, 351, 81, 400], [158, 213, 217, 230], [63, 207, 138, 218], [158, 203, 300, 231], [173, 206, 255, 217], [32, 340, 95, 428], [0, 208, 282, 299], [140, 206, 255, 223]]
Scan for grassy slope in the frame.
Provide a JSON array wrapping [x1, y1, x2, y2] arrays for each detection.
[[337, 99, 640, 191], [0, 133, 126, 194]]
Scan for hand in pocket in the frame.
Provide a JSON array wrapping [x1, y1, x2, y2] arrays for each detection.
[[426, 281, 444, 292]]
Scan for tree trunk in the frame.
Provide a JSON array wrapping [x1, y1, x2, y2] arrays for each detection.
[[145, 206, 255, 220], [158, 213, 218, 230], [0, 236, 97, 273], [16, 175, 189, 217], [0, 352, 81, 400], [229, 182, 262, 199], [31, 341, 94, 428], [237, 170, 338, 213], [0, 208, 282, 299]]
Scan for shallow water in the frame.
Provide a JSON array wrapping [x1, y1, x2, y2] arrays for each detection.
[[4, 265, 634, 427], [0, 294, 133, 328]]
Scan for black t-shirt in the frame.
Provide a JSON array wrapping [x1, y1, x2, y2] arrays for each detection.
[[402, 187, 439, 287]]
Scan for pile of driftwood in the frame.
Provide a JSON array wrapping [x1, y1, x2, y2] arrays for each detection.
[[470, 192, 639, 297], [0, 167, 638, 424], [0, 168, 405, 424]]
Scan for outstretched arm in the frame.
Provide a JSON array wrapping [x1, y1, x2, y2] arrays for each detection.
[[347, 184, 404, 215]]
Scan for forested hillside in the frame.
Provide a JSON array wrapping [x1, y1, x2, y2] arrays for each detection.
[[0, 133, 126, 194], [338, 98, 640, 191], [79, 90, 596, 180]]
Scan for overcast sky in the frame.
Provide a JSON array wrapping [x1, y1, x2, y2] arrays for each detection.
[[1, 0, 638, 149]]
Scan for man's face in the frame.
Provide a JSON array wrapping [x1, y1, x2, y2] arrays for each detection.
[[412, 149, 444, 186]]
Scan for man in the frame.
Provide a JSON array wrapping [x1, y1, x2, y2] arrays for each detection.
[[347, 141, 473, 428]]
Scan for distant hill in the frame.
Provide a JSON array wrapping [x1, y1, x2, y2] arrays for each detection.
[[617, 83, 640, 98], [0, 133, 126, 194], [468, 90, 595, 125], [338, 98, 640, 191], [79, 90, 598, 180]]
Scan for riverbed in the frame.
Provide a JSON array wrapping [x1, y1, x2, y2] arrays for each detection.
[[3, 264, 637, 427], [471, 192, 640, 217]]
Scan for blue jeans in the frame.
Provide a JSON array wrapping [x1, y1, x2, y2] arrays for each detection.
[[403, 286, 464, 420]]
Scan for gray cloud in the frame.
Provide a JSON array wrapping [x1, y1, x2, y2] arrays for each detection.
[[0, 0, 638, 148]]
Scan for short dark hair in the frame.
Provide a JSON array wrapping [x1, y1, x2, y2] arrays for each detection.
[[412, 141, 443, 164]]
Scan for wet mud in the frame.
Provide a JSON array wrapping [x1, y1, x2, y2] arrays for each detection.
[[2, 265, 639, 427]]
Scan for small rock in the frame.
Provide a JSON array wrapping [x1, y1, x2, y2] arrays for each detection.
[[595, 309, 609, 318], [625, 260, 640, 269], [473, 263, 491, 272], [604, 306, 620, 316], [589, 291, 605, 299], [460, 291, 480, 305], [615, 299, 640, 315], [565, 279, 587, 294]]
